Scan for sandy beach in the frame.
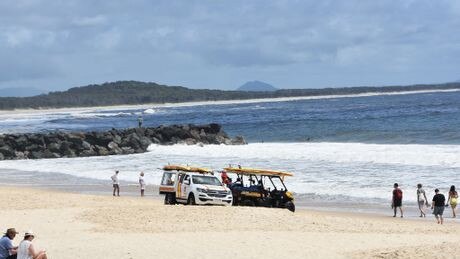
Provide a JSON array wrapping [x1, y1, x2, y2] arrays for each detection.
[[1, 186, 459, 259]]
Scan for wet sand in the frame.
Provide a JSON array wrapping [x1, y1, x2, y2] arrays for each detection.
[[1, 186, 460, 259]]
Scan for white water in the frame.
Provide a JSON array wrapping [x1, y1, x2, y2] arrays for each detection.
[[0, 142, 458, 203]]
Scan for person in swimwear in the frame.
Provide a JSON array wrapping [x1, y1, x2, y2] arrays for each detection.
[[447, 185, 458, 218], [416, 183, 429, 217]]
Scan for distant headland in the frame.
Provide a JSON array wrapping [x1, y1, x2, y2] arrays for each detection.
[[237, 81, 278, 92], [0, 80, 459, 110]]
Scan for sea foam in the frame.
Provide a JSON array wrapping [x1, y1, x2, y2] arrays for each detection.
[[0, 142, 458, 203]]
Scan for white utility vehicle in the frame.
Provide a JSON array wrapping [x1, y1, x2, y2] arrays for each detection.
[[159, 165, 233, 206]]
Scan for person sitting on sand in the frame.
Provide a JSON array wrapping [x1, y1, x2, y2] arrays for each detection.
[[139, 172, 146, 197], [111, 171, 120, 196], [447, 185, 458, 218], [391, 183, 403, 218], [17, 231, 46, 259], [0, 228, 18, 259], [417, 183, 429, 217], [432, 189, 446, 224]]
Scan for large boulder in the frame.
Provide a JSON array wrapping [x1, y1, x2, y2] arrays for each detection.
[[231, 136, 247, 145], [67, 134, 84, 146], [94, 145, 110, 156], [139, 137, 153, 150], [82, 141, 92, 150], [107, 141, 123, 155], [48, 143, 61, 153], [14, 135, 28, 151], [59, 141, 72, 153], [0, 145, 15, 158]]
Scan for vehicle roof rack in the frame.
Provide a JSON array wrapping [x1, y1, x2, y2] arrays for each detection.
[[223, 167, 294, 177], [163, 165, 212, 174]]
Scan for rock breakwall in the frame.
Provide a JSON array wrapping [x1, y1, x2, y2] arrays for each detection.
[[0, 123, 246, 160]]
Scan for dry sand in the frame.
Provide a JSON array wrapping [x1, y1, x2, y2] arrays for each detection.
[[1, 186, 459, 259]]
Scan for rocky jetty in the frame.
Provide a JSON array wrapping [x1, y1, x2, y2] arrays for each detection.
[[0, 124, 246, 160]]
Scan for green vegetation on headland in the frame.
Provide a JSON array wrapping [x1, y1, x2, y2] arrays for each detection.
[[1, 81, 459, 110]]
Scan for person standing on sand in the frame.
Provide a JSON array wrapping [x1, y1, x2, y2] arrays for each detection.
[[139, 172, 146, 197], [391, 183, 403, 218], [417, 183, 429, 217], [0, 228, 18, 259], [447, 185, 458, 218], [432, 189, 446, 224], [111, 171, 120, 196]]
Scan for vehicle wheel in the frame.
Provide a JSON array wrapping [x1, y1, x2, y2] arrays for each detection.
[[187, 193, 196, 205], [286, 201, 295, 212], [242, 199, 255, 207]]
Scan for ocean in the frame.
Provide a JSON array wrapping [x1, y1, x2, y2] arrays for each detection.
[[1, 90, 459, 213]]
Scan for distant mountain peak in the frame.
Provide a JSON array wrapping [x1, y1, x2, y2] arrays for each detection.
[[237, 81, 277, 92]]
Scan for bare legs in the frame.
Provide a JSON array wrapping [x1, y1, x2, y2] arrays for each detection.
[[141, 189, 145, 197], [418, 202, 426, 217], [37, 251, 48, 259], [393, 206, 404, 218], [113, 184, 120, 196], [452, 205, 457, 218], [435, 214, 444, 224]]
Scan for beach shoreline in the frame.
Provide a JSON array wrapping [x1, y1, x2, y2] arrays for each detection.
[[1, 88, 459, 117], [1, 185, 460, 259]]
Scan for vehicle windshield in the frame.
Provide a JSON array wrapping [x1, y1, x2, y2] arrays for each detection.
[[161, 172, 175, 186], [270, 176, 286, 191], [192, 175, 222, 186]]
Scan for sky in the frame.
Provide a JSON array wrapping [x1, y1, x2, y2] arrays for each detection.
[[0, 0, 460, 92]]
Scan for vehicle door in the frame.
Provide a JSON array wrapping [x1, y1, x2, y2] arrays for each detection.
[[176, 173, 185, 199], [181, 174, 191, 199]]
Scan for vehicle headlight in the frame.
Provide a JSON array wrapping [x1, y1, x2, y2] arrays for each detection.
[[197, 188, 208, 193], [227, 189, 232, 195]]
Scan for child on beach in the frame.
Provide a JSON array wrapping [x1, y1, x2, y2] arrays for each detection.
[[391, 183, 403, 218], [447, 185, 458, 218], [417, 184, 429, 217]]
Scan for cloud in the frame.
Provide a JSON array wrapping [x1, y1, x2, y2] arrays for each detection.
[[0, 0, 459, 90], [72, 15, 108, 27]]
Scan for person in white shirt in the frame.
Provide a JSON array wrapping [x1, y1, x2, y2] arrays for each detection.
[[17, 231, 46, 259], [139, 172, 146, 197], [111, 171, 120, 196]]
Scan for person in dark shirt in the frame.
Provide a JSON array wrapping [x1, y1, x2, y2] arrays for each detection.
[[432, 188, 446, 224], [392, 183, 404, 218]]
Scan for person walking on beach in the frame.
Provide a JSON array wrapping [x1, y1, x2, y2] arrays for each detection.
[[432, 189, 446, 224], [0, 228, 18, 259], [391, 183, 403, 218], [139, 172, 146, 197], [17, 231, 47, 259], [417, 183, 429, 217], [447, 185, 458, 218], [111, 171, 120, 196]]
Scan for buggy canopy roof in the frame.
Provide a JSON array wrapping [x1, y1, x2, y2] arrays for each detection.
[[163, 164, 212, 174], [223, 167, 294, 177]]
